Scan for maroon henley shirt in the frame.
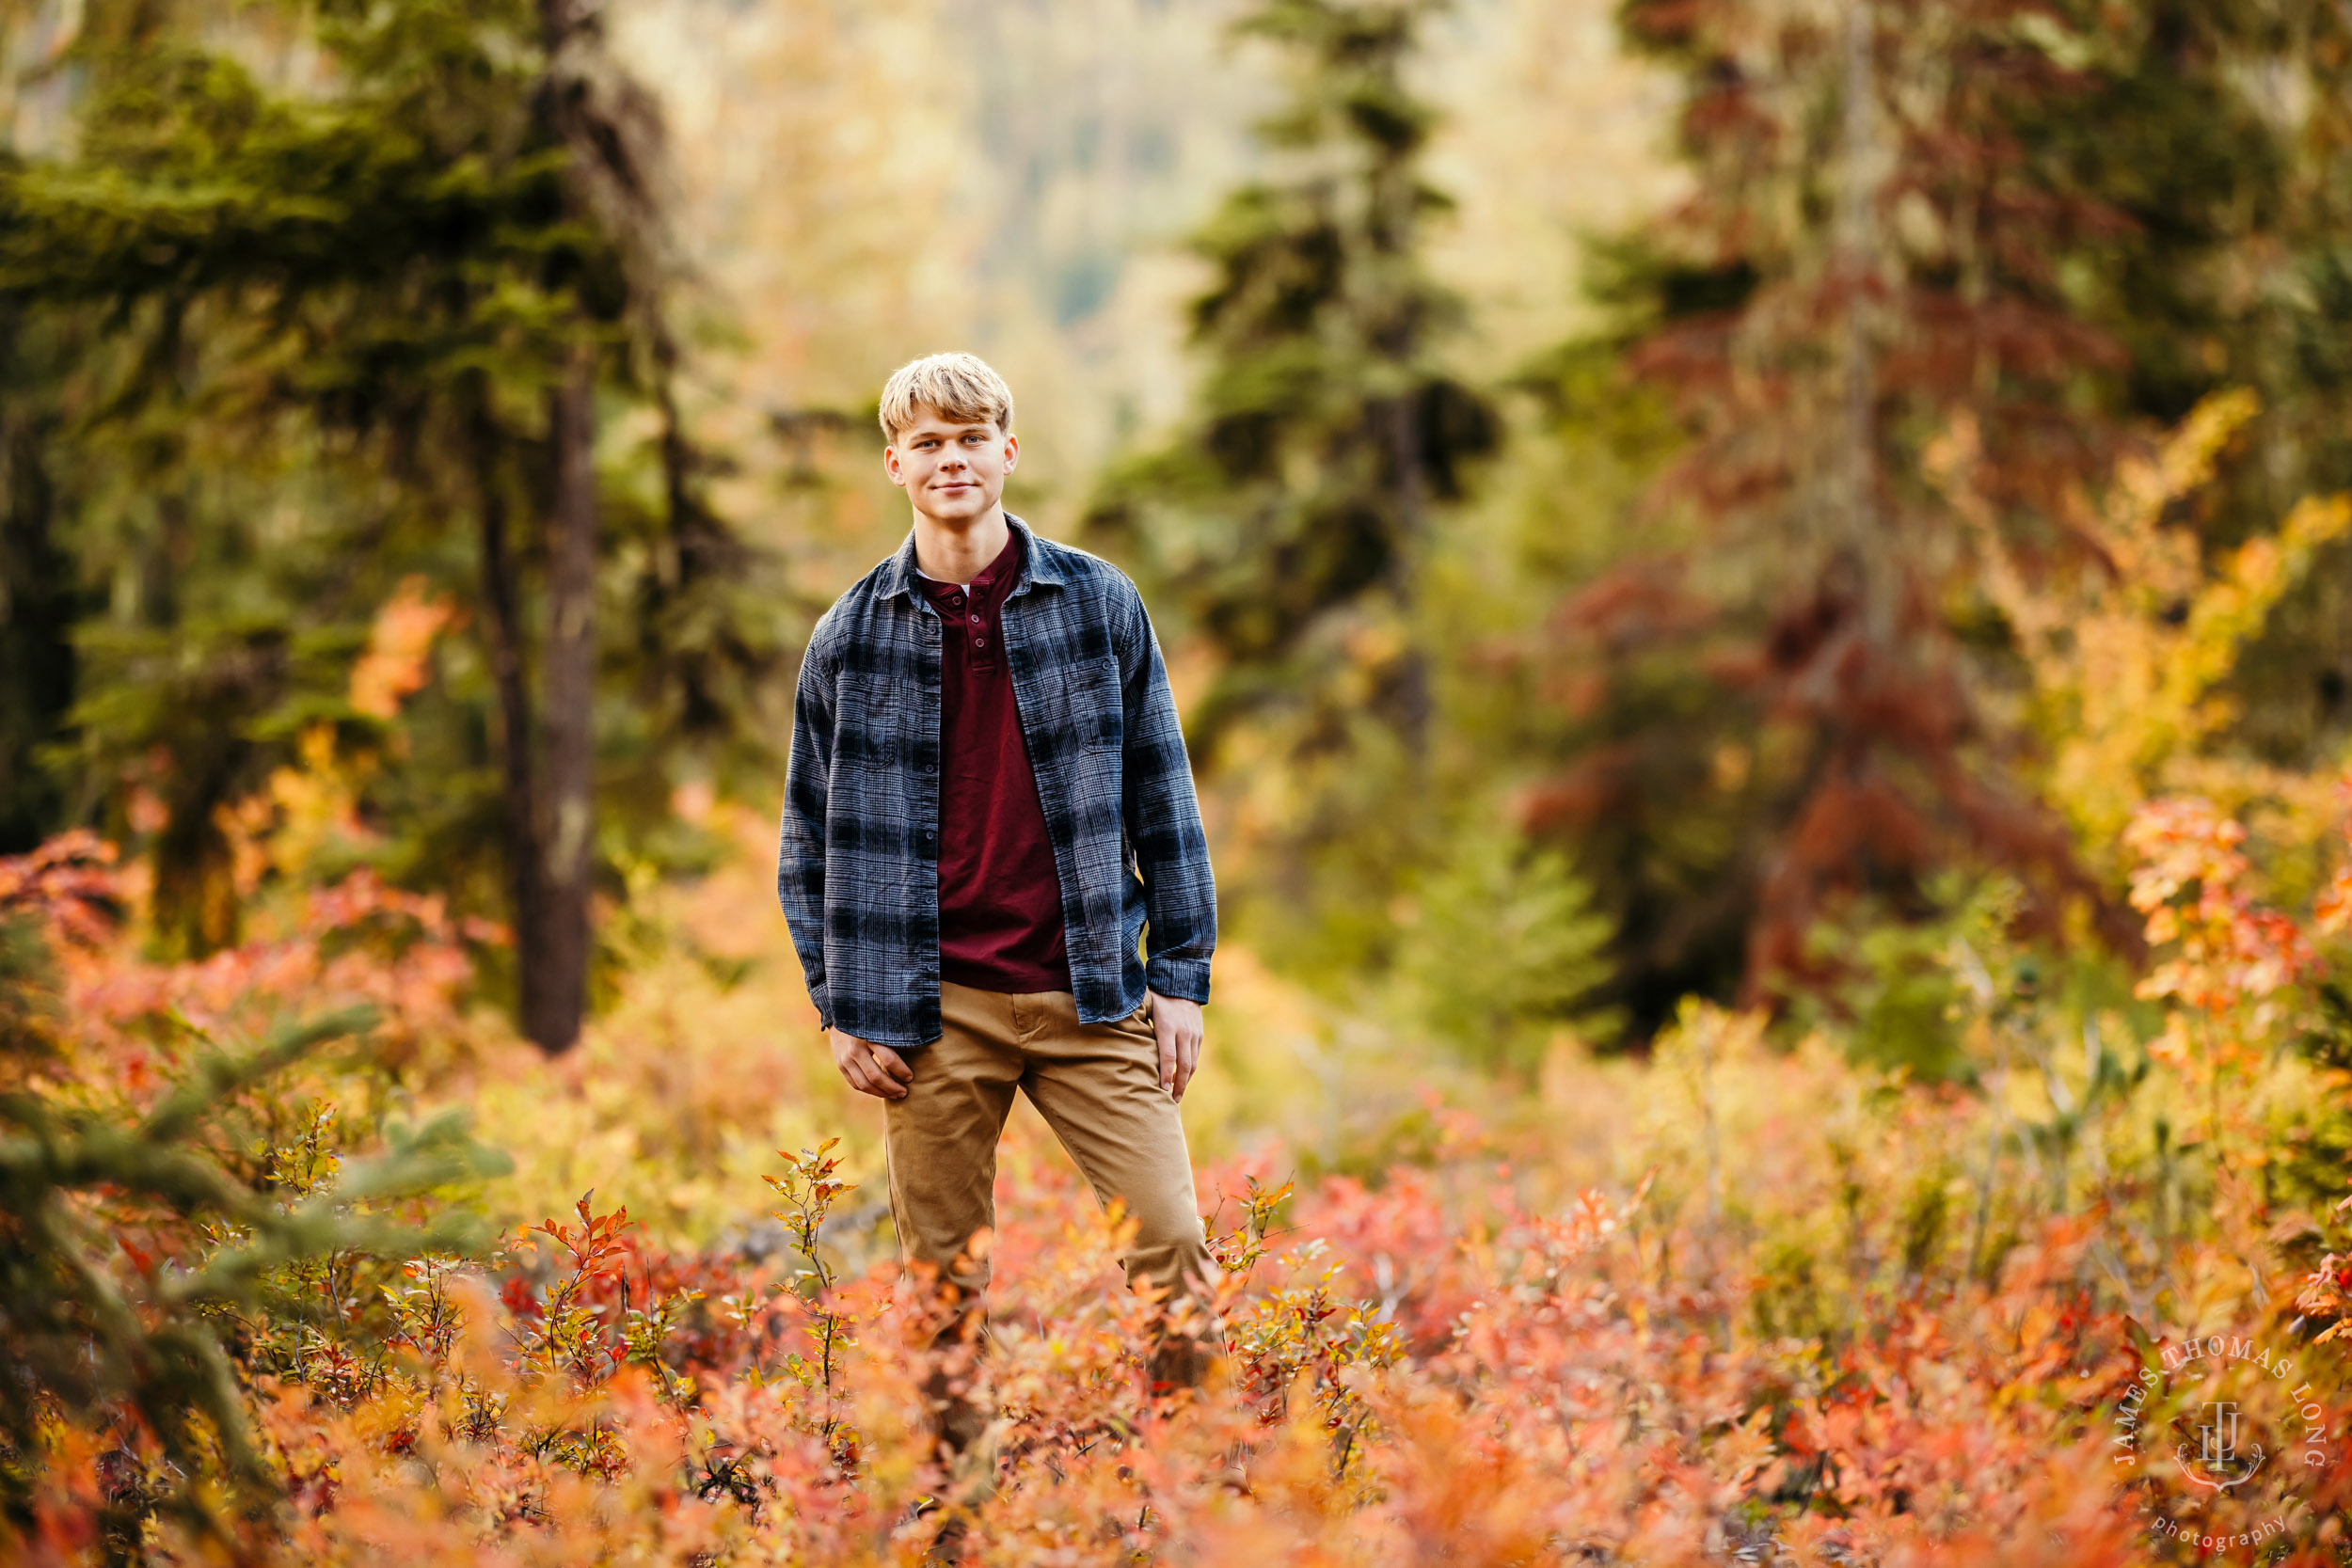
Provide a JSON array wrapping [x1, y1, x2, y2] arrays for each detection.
[[918, 531, 1073, 994]]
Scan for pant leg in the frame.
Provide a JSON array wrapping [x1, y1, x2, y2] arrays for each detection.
[[1012, 990, 1216, 1314], [884, 982, 1023, 1294]]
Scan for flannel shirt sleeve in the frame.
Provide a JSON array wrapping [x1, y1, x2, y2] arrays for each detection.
[[777, 630, 836, 1029], [1115, 584, 1216, 1003]]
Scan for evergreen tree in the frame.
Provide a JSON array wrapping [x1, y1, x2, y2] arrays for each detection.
[[0, 0, 779, 1051], [1088, 0, 1495, 967]]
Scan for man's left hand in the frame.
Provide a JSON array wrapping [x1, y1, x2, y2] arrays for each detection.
[[1149, 990, 1204, 1101]]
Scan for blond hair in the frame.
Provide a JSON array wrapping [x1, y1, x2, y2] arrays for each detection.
[[877, 352, 1016, 446]]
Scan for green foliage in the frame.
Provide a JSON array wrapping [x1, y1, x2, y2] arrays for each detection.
[[1390, 821, 1614, 1072], [1780, 876, 2016, 1082], [0, 1001, 505, 1535]]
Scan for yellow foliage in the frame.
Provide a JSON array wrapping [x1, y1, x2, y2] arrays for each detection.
[[1930, 392, 2352, 866]]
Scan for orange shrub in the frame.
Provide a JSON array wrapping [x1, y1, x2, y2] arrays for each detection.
[[11, 791, 2352, 1565]]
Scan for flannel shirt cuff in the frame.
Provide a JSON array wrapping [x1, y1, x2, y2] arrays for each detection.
[[1144, 956, 1212, 1006]]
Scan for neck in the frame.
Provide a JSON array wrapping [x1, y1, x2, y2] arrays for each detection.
[[911, 504, 1011, 583]]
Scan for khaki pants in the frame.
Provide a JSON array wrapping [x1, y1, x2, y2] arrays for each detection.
[[884, 982, 1216, 1334]]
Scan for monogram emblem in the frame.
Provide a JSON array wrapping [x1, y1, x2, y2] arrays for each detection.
[[2176, 1400, 2266, 1490]]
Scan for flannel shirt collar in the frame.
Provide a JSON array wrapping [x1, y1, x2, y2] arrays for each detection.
[[879, 513, 1063, 613]]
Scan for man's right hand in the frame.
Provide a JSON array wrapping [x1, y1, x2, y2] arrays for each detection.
[[831, 1029, 914, 1101]]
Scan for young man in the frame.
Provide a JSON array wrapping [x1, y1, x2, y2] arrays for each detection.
[[775, 352, 1218, 1376]]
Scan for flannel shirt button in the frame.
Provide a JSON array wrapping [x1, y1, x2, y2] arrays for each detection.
[[921, 760, 936, 775]]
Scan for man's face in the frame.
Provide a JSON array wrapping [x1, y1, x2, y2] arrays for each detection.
[[884, 406, 1018, 526]]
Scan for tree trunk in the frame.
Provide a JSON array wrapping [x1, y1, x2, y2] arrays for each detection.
[[1382, 392, 1433, 761], [532, 344, 597, 1054], [474, 439, 553, 1047], [1838, 0, 1888, 643], [0, 305, 84, 854]]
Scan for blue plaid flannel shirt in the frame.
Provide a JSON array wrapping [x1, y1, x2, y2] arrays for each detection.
[[776, 516, 1216, 1048]]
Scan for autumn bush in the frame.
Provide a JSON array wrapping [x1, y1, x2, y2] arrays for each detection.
[[5, 760, 2352, 1566]]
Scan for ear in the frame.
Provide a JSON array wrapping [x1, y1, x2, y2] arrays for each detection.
[[1002, 432, 1019, 473], [882, 443, 906, 488]]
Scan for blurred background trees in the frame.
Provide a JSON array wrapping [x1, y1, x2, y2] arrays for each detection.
[[0, 0, 780, 1050], [1519, 0, 2352, 1037], [1, 0, 2349, 1072]]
